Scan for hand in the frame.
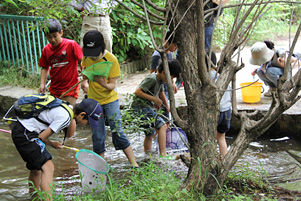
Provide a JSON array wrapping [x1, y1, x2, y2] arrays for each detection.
[[153, 97, 163, 109], [81, 81, 89, 94], [38, 84, 46, 94], [94, 75, 107, 88], [50, 141, 63, 149], [251, 68, 258, 76]]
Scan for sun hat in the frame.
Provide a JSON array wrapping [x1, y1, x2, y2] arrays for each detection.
[[249, 42, 274, 66], [83, 30, 105, 57], [79, 99, 103, 129]]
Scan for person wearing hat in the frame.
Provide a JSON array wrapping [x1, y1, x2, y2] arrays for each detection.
[[249, 40, 297, 97], [250, 41, 298, 97], [10, 97, 102, 200], [81, 30, 139, 168]]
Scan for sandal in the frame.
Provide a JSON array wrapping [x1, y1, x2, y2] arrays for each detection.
[[159, 155, 175, 160]]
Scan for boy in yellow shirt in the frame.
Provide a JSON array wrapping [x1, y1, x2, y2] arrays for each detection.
[[81, 30, 139, 168]]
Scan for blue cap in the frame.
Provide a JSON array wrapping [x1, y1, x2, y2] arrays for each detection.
[[80, 98, 103, 129]]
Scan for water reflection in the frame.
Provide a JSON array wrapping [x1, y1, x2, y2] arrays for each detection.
[[0, 119, 300, 200]]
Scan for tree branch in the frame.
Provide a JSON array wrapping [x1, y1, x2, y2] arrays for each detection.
[[115, 0, 164, 25], [130, 0, 165, 20]]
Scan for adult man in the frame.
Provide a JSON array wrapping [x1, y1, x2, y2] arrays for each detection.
[[71, 0, 119, 52]]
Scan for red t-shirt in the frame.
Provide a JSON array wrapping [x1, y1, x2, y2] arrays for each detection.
[[39, 38, 83, 93]]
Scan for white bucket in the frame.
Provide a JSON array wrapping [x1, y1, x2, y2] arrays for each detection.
[[76, 149, 109, 193]]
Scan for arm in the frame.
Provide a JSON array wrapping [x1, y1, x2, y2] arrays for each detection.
[[135, 87, 163, 109], [78, 58, 83, 72], [172, 79, 178, 94], [39, 68, 49, 94], [38, 127, 63, 149], [93, 76, 117, 91], [65, 119, 76, 138], [81, 75, 89, 94], [212, 0, 228, 5], [277, 56, 297, 68]]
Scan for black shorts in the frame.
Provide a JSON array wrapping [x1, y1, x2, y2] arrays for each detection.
[[217, 109, 232, 134], [11, 121, 52, 170]]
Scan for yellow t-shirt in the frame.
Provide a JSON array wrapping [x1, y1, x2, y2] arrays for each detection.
[[82, 51, 120, 105]]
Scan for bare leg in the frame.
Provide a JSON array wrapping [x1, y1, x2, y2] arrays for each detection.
[[40, 160, 55, 201], [28, 169, 41, 197], [123, 145, 139, 167], [216, 132, 228, 156], [99, 152, 105, 158], [157, 124, 168, 156], [144, 135, 153, 153], [62, 96, 77, 107]]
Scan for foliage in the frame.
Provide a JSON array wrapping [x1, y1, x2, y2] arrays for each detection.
[[223, 161, 277, 200], [120, 93, 163, 135], [0, 61, 40, 88], [213, 1, 300, 50], [26, 158, 284, 200], [111, 2, 162, 62]]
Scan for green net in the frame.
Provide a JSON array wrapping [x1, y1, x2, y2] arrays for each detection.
[[82, 61, 113, 81]]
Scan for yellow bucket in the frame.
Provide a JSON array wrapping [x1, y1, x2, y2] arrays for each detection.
[[240, 82, 263, 103]]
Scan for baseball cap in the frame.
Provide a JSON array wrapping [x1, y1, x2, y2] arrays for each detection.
[[79, 98, 103, 129], [83, 30, 105, 57], [249, 42, 274, 66]]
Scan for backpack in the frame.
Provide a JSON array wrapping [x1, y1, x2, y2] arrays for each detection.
[[13, 94, 74, 125]]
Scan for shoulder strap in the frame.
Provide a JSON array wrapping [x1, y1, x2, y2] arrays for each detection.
[[61, 102, 74, 120]]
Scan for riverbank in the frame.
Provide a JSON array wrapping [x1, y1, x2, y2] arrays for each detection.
[[1, 38, 301, 136]]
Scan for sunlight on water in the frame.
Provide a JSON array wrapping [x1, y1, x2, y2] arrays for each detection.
[[0, 119, 300, 199]]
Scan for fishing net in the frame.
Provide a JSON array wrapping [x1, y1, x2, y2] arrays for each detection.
[[81, 61, 113, 81], [76, 149, 109, 192], [157, 127, 189, 154]]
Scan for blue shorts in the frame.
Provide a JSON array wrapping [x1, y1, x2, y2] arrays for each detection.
[[92, 99, 130, 154], [11, 121, 52, 170], [217, 109, 232, 134], [132, 107, 166, 137]]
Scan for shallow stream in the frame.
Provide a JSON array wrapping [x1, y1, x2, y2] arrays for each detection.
[[0, 119, 300, 200]]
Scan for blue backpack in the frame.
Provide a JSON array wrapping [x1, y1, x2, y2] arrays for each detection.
[[13, 94, 74, 125]]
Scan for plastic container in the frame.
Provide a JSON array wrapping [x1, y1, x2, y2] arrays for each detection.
[[240, 82, 263, 103], [76, 149, 109, 193], [157, 127, 189, 154]]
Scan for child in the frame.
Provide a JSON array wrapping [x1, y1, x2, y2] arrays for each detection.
[[207, 51, 232, 156], [131, 59, 181, 159], [150, 30, 179, 119], [11, 98, 102, 201], [81, 30, 139, 168], [38, 19, 83, 106]]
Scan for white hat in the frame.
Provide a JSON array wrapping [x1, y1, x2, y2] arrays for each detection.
[[249, 42, 274, 66]]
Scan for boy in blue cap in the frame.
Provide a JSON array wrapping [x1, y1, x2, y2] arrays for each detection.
[[11, 98, 102, 200]]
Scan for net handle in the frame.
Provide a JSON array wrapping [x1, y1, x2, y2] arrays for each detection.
[[75, 149, 109, 174]]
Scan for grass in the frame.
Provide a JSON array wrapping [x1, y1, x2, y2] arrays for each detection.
[[0, 61, 41, 89], [29, 158, 279, 201]]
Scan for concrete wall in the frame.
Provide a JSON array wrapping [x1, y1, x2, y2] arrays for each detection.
[[176, 106, 300, 138]]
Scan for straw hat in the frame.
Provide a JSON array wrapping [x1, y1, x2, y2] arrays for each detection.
[[249, 42, 274, 66]]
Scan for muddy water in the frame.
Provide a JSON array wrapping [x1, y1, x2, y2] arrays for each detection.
[[0, 120, 300, 200]]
